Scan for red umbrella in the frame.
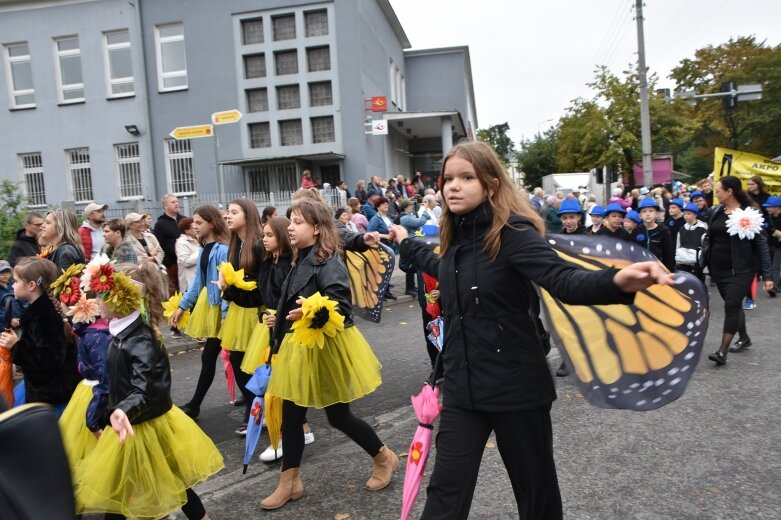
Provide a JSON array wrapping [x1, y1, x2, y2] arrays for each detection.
[[400, 383, 441, 520], [220, 348, 236, 402]]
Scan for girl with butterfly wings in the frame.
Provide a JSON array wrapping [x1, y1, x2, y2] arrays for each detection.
[[392, 140, 673, 520]]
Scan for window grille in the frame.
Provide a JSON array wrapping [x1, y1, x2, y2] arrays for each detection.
[[304, 10, 328, 37], [165, 139, 195, 194], [279, 119, 303, 146], [308, 81, 332, 106], [18, 152, 46, 206], [115, 143, 142, 198], [67, 147, 93, 202], [276, 84, 300, 110], [306, 46, 330, 72]]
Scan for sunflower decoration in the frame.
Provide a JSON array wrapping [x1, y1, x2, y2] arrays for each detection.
[[66, 296, 100, 325], [162, 292, 190, 330], [218, 262, 257, 291], [102, 271, 143, 315], [290, 292, 345, 349], [51, 263, 85, 305]]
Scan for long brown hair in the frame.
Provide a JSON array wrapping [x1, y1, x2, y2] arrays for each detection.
[[194, 205, 229, 245], [14, 257, 72, 340], [227, 199, 263, 271], [289, 200, 341, 263], [263, 217, 292, 262], [48, 210, 82, 252], [116, 262, 165, 341], [438, 140, 544, 259]]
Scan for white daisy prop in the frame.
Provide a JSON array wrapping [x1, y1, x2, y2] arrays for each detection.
[[726, 207, 764, 240], [80, 252, 112, 291]]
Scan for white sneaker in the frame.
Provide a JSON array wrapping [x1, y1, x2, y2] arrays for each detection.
[[259, 443, 283, 462], [304, 429, 315, 445]]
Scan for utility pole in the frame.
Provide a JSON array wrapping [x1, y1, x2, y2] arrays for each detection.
[[635, 1, 653, 188]]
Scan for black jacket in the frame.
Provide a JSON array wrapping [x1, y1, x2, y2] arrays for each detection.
[[701, 205, 772, 278], [222, 240, 265, 308], [49, 243, 85, 273], [8, 229, 40, 266], [12, 296, 79, 404], [106, 317, 172, 424], [154, 213, 184, 267], [258, 253, 293, 311], [272, 247, 354, 351], [335, 221, 371, 253], [400, 203, 634, 412], [631, 223, 676, 271], [596, 225, 631, 242]]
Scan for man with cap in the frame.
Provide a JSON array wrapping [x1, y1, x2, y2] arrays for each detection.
[[690, 191, 711, 222], [79, 203, 107, 262], [154, 194, 185, 294], [586, 205, 604, 235], [633, 198, 675, 271], [763, 196, 781, 296], [666, 198, 686, 242], [558, 199, 585, 235], [8, 212, 43, 266], [597, 203, 631, 241], [675, 203, 708, 283]]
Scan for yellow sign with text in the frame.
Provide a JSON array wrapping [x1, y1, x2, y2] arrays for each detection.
[[211, 109, 243, 125], [169, 124, 214, 140], [714, 147, 781, 195]]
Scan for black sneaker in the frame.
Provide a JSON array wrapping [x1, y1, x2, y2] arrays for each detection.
[[555, 362, 569, 377], [708, 351, 727, 365], [180, 403, 200, 419], [728, 338, 752, 353]]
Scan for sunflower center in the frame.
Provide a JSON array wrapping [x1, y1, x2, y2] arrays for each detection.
[[310, 307, 331, 329]]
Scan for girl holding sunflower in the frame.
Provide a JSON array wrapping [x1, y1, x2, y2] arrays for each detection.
[[170, 205, 230, 419], [261, 199, 397, 510], [217, 198, 265, 434], [73, 261, 223, 520]]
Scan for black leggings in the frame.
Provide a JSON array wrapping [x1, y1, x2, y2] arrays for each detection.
[[228, 350, 253, 421], [281, 400, 383, 470], [713, 272, 754, 334], [188, 337, 221, 408]]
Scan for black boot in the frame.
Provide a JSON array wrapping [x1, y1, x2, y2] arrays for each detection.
[[555, 362, 569, 377]]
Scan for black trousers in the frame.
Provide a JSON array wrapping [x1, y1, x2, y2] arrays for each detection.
[[228, 350, 253, 421], [188, 337, 222, 408], [712, 272, 754, 334], [281, 400, 383, 470], [421, 403, 562, 520]]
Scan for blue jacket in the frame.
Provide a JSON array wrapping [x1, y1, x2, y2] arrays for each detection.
[[368, 213, 391, 234], [400, 212, 430, 234], [74, 319, 111, 432], [362, 203, 377, 221], [179, 242, 229, 318], [0, 283, 22, 325]]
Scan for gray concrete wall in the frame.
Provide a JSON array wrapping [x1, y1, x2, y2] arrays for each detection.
[[405, 50, 469, 118]]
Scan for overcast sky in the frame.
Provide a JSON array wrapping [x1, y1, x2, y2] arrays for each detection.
[[390, 0, 779, 145]]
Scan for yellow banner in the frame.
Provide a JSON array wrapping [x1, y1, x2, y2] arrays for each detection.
[[714, 147, 781, 194]]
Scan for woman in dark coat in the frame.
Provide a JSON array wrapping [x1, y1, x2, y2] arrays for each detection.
[[392, 140, 672, 520]]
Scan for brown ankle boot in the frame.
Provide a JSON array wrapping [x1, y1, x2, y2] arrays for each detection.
[[366, 445, 400, 491], [260, 468, 304, 510]]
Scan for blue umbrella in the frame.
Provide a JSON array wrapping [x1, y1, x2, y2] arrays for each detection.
[[243, 363, 272, 474]]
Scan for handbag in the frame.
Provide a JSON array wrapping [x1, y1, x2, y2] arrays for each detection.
[[0, 403, 76, 519]]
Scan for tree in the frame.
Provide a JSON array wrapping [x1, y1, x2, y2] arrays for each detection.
[[476, 123, 516, 165], [516, 126, 559, 190], [0, 179, 28, 259]]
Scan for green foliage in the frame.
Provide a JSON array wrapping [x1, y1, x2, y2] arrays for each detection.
[[476, 122, 516, 165], [0, 179, 28, 259], [516, 126, 559, 189]]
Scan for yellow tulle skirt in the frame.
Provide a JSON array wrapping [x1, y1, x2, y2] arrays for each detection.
[[218, 302, 259, 352], [184, 288, 221, 339], [240, 321, 272, 374], [267, 326, 382, 409], [74, 405, 224, 519], [58, 380, 98, 470]]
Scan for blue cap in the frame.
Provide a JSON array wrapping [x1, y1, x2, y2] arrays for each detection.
[[682, 203, 699, 213], [558, 199, 583, 215], [669, 198, 685, 209], [762, 196, 781, 208], [690, 190, 705, 201], [638, 197, 660, 210], [625, 210, 642, 224], [589, 205, 605, 216], [604, 202, 626, 216]]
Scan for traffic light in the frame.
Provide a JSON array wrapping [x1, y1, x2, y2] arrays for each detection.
[[721, 81, 737, 111]]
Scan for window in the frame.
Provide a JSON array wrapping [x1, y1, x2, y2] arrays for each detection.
[[279, 119, 303, 146], [305, 10, 328, 37], [156, 23, 187, 91], [249, 122, 271, 148], [246, 88, 268, 112], [308, 81, 332, 106], [311, 116, 335, 143], [276, 84, 300, 110], [165, 139, 195, 194], [104, 30, 134, 97], [114, 143, 142, 198], [67, 147, 93, 202], [272, 14, 296, 41], [4, 43, 35, 108], [306, 46, 330, 72], [54, 37, 84, 102], [247, 161, 297, 193], [18, 153, 46, 206], [275, 50, 298, 75], [241, 18, 264, 45], [244, 54, 266, 79]]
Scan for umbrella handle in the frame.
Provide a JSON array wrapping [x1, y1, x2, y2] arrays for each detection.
[[426, 350, 443, 387]]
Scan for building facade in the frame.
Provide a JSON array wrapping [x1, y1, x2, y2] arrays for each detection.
[[0, 0, 477, 212]]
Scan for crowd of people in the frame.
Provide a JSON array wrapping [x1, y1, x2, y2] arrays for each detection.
[[0, 146, 778, 518]]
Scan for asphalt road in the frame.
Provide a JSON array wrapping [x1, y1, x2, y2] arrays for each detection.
[[162, 287, 781, 520]]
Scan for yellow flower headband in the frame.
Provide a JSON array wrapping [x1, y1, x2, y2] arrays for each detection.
[[79, 254, 143, 315]]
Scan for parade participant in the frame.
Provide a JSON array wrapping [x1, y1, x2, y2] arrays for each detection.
[[73, 261, 223, 519], [702, 176, 772, 364], [699, 178, 715, 207], [690, 191, 711, 222], [261, 200, 398, 510], [217, 199, 265, 435], [762, 196, 781, 296], [101, 219, 138, 264], [586, 205, 604, 235], [597, 203, 631, 241], [624, 210, 641, 233], [40, 210, 86, 272], [666, 198, 686, 242], [172, 206, 230, 419], [392, 140, 671, 520], [0, 257, 79, 415], [261, 205, 278, 225], [633, 198, 675, 271], [675, 203, 708, 283], [557, 199, 585, 235]]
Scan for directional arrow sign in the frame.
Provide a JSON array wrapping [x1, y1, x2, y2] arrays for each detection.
[[170, 124, 214, 139], [211, 109, 243, 125]]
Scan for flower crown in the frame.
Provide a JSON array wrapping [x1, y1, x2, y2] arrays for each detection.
[[51, 263, 85, 306], [79, 254, 142, 315]]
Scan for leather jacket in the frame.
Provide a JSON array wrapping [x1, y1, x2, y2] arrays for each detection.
[[106, 317, 172, 424], [700, 205, 772, 278]]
